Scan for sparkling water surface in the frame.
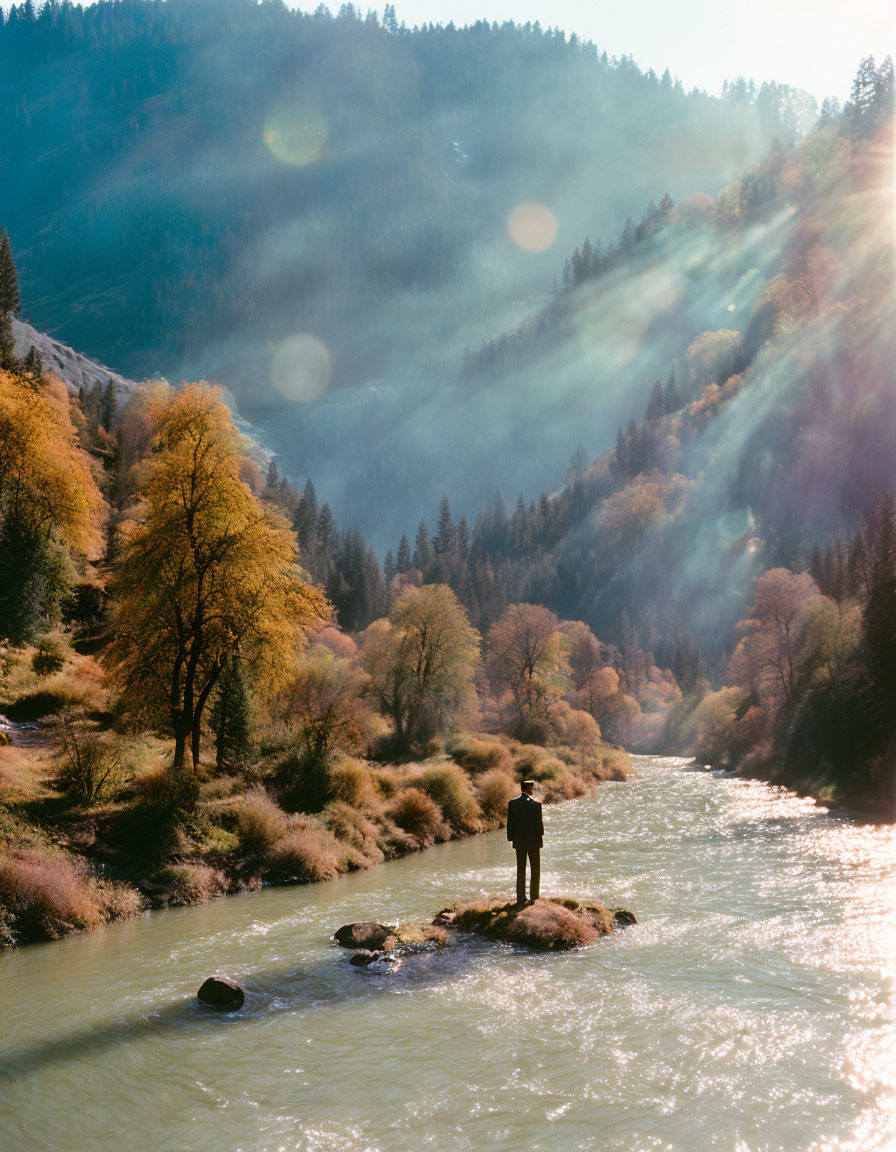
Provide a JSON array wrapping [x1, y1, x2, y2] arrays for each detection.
[[2, 756, 895, 1152]]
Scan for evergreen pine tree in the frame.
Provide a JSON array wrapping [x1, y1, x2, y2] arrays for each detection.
[[396, 534, 412, 573], [663, 373, 680, 413], [384, 548, 397, 586], [435, 494, 456, 555], [0, 310, 14, 367], [413, 519, 433, 573], [645, 380, 664, 423], [210, 657, 252, 771], [316, 502, 338, 577], [0, 228, 21, 316], [456, 517, 470, 562], [303, 478, 318, 518], [22, 345, 42, 378]]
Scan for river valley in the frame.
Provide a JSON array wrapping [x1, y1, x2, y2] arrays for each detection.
[[2, 756, 895, 1152]]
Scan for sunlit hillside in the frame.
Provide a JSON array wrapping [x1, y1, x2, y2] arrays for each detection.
[[421, 64, 895, 651]]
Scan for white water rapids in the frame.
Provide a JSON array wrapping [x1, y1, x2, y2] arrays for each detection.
[[2, 756, 895, 1151]]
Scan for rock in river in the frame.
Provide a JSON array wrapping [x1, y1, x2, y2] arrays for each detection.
[[333, 922, 396, 950], [197, 975, 245, 1009]]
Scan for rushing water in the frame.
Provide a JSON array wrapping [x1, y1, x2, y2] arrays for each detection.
[[2, 756, 896, 1152]]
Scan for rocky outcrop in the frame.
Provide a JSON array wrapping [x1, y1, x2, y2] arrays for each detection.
[[197, 975, 245, 1009], [335, 897, 636, 966], [333, 921, 449, 970], [12, 317, 137, 398], [439, 897, 619, 951]]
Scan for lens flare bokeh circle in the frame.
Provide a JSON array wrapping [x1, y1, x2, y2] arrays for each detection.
[[270, 333, 332, 403], [507, 201, 558, 253]]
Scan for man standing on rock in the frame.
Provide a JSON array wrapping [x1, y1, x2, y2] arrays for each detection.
[[507, 780, 543, 905]]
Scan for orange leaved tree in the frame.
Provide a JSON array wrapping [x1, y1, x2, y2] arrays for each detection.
[[0, 369, 104, 642], [105, 384, 327, 771]]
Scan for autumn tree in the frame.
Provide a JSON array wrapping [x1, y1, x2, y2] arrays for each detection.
[[486, 603, 567, 735], [105, 384, 327, 772], [728, 567, 822, 707], [361, 584, 480, 750], [274, 639, 372, 809], [0, 370, 104, 642]]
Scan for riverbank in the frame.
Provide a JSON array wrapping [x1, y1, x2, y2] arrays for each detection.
[[0, 713, 629, 949], [723, 755, 896, 822]]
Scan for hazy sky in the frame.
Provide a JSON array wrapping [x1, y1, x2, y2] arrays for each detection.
[[388, 0, 893, 102]]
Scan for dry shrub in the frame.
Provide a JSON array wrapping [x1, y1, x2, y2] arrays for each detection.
[[199, 773, 243, 801], [511, 744, 548, 777], [372, 765, 403, 799], [0, 744, 41, 798], [329, 757, 378, 809], [598, 748, 630, 781], [527, 755, 565, 782], [378, 819, 419, 858], [153, 863, 228, 905], [0, 847, 142, 945], [448, 736, 512, 775], [95, 882, 143, 922], [53, 720, 130, 804], [507, 901, 599, 949], [549, 701, 602, 748], [476, 768, 517, 825], [419, 763, 482, 832], [451, 896, 612, 951], [264, 820, 341, 883], [324, 799, 385, 866], [389, 786, 446, 844], [40, 658, 106, 713], [131, 765, 199, 813], [236, 787, 288, 855], [515, 715, 552, 746]]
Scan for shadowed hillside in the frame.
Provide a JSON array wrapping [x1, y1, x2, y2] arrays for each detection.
[[0, 0, 813, 541]]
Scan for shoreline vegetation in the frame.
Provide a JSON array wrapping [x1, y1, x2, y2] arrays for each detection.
[[0, 691, 629, 949], [0, 370, 631, 952]]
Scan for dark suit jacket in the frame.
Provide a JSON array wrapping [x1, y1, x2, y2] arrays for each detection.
[[507, 793, 544, 849]]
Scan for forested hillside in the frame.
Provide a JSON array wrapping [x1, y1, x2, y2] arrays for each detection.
[[0, 0, 813, 541], [406, 59, 894, 649]]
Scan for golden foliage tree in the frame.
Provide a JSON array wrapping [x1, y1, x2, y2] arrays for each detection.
[[105, 384, 327, 771], [361, 583, 480, 749], [0, 370, 104, 642]]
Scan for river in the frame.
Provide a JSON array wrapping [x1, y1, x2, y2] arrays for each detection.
[[2, 756, 895, 1152]]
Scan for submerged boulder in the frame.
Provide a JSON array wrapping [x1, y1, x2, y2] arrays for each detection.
[[334, 922, 396, 950], [197, 975, 245, 1009], [348, 949, 404, 973]]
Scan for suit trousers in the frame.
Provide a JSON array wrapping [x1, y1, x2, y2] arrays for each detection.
[[515, 845, 540, 903]]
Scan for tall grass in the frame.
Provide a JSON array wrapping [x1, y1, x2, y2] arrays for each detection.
[[0, 846, 142, 945]]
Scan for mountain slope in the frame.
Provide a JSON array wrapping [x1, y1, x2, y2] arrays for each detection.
[[0, 0, 813, 542], [390, 81, 895, 651]]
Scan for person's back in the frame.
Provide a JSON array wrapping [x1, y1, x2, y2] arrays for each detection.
[[507, 781, 543, 903]]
